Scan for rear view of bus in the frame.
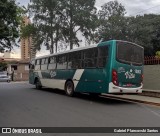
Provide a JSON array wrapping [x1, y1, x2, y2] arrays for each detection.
[[109, 40, 144, 94]]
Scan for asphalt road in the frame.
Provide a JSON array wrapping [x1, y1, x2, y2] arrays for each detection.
[[0, 82, 160, 135]]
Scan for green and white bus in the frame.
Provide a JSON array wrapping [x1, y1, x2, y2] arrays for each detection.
[[29, 40, 144, 96]]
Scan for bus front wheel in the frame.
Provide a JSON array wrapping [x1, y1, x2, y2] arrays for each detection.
[[35, 78, 42, 89], [65, 81, 74, 97]]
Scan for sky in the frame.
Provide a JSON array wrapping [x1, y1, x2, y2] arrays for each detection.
[[3, 0, 160, 58]]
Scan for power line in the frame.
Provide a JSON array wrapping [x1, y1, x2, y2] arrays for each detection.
[[130, 4, 160, 16]]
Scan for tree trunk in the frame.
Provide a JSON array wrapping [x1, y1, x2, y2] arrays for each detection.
[[69, 0, 73, 50]]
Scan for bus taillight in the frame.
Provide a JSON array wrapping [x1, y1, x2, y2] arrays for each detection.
[[141, 74, 144, 83], [112, 69, 118, 86]]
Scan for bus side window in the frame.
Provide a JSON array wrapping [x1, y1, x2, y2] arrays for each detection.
[[41, 58, 48, 70], [48, 56, 56, 70], [68, 53, 73, 69], [57, 55, 67, 69], [98, 46, 108, 68], [29, 60, 35, 70], [35, 59, 41, 70], [72, 51, 82, 69], [83, 48, 98, 68], [68, 52, 81, 69]]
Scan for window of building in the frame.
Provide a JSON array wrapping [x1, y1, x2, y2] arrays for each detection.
[[11, 65, 17, 71]]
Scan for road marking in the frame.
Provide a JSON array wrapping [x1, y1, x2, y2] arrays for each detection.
[[0, 81, 28, 84], [140, 104, 160, 118]]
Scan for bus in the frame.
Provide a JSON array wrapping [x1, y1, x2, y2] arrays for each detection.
[[29, 40, 144, 96]]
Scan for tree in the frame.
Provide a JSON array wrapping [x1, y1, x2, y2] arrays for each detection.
[[128, 14, 160, 55], [28, 0, 97, 53], [151, 28, 160, 56], [60, 0, 97, 49], [28, 0, 65, 53], [0, 62, 7, 71], [97, 0, 127, 41], [0, 0, 22, 52]]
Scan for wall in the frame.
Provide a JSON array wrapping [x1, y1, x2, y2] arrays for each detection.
[[14, 64, 29, 81], [143, 65, 160, 90]]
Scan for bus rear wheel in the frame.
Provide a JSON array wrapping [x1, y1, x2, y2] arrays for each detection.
[[35, 78, 42, 89], [65, 81, 74, 96]]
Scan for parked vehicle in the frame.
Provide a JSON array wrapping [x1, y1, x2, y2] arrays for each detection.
[[29, 40, 144, 96], [0, 72, 11, 83]]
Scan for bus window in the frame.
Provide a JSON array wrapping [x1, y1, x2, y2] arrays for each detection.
[[68, 51, 82, 69], [41, 58, 48, 70], [83, 48, 98, 68], [35, 59, 41, 70], [117, 42, 143, 65], [57, 55, 67, 69], [29, 60, 35, 70], [48, 56, 56, 70], [98, 46, 108, 68]]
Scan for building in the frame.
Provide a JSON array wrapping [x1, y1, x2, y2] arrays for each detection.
[[0, 57, 29, 81], [21, 16, 36, 60]]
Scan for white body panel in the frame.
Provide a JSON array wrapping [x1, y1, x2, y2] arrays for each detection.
[[108, 82, 143, 93], [40, 79, 66, 90], [73, 69, 84, 89]]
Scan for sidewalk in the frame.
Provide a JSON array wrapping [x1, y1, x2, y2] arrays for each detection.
[[141, 89, 160, 98], [102, 94, 160, 106], [102, 89, 160, 106]]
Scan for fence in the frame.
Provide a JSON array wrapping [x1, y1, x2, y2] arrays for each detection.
[[144, 56, 160, 65]]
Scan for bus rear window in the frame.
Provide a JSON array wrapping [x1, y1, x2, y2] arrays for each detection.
[[116, 41, 144, 65]]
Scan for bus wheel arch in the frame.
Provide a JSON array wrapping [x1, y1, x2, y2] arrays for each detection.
[[65, 80, 75, 97], [34, 77, 42, 89]]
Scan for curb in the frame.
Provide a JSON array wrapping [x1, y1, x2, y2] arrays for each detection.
[[101, 94, 160, 106], [10, 81, 28, 84], [140, 90, 160, 98]]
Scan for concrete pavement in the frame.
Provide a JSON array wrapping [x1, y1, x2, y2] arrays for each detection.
[[102, 94, 160, 106], [102, 88, 160, 106], [3, 81, 160, 106]]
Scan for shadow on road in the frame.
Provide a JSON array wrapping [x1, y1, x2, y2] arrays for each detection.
[[31, 87, 136, 106]]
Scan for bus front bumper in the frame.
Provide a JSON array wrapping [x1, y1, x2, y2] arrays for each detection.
[[108, 82, 143, 94]]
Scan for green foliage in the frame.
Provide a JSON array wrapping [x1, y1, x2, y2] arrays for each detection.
[[0, 0, 23, 52], [60, 0, 97, 49], [21, 0, 160, 56], [28, 0, 64, 53], [27, 0, 97, 53], [0, 62, 7, 71], [96, 0, 127, 41], [156, 51, 160, 58], [127, 14, 160, 55]]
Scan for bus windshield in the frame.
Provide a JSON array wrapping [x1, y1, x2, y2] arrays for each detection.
[[116, 41, 144, 65]]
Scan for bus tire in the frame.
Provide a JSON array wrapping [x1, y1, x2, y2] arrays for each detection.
[[65, 81, 74, 97], [35, 78, 42, 90]]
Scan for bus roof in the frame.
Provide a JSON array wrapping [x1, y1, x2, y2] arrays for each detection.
[[33, 40, 142, 60], [34, 44, 97, 60]]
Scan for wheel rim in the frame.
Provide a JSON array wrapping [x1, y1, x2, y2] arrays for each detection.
[[36, 80, 40, 88], [67, 83, 73, 94]]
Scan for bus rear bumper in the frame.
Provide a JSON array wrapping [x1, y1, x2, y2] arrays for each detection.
[[108, 82, 143, 94]]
